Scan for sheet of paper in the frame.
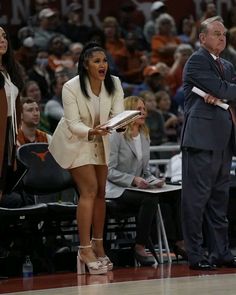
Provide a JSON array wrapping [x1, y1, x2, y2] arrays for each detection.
[[192, 86, 229, 110]]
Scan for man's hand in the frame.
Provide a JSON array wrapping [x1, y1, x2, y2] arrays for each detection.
[[204, 94, 221, 105]]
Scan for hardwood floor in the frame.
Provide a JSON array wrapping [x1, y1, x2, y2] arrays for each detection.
[[1, 261, 236, 294]]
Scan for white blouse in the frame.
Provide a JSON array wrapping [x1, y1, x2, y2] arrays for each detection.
[[133, 133, 142, 161], [90, 93, 100, 128], [4, 72, 19, 142]]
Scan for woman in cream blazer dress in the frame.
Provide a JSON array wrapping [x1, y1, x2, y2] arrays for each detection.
[[49, 42, 124, 275]]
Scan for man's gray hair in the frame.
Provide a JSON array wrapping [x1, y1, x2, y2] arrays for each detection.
[[199, 16, 224, 34]]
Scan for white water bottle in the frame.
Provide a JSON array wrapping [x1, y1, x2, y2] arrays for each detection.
[[22, 256, 33, 277]]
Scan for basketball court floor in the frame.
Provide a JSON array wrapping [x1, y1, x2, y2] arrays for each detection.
[[1, 260, 236, 295]]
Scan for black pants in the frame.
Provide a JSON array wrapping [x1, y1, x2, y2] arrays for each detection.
[[113, 190, 159, 246]]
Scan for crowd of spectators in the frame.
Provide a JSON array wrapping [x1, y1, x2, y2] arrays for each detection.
[[12, 0, 235, 148]]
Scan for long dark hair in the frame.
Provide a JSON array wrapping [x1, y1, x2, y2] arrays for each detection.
[[0, 27, 24, 91], [78, 41, 115, 98]]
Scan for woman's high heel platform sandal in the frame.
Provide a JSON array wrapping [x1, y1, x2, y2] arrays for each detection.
[[91, 238, 113, 271], [77, 245, 108, 275]]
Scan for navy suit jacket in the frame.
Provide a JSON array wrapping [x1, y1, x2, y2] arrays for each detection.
[[181, 47, 236, 153]]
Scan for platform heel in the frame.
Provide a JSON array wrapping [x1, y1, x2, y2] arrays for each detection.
[[77, 245, 108, 275], [92, 238, 114, 271]]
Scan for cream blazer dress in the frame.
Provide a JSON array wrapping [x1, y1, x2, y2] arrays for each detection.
[[48, 75, 124, 169]]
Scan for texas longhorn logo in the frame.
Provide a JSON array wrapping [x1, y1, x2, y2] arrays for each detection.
[[31, 151, 49, 161]]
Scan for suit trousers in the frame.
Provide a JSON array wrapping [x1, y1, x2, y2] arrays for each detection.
[[181, 147, 234, 265]]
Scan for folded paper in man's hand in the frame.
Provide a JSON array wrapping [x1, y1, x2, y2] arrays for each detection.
[[101, 110, 141, 130], [192, 86, 229, 110]]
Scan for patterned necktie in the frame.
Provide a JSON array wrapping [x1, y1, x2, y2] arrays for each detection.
[[215, 57, 224, 76]]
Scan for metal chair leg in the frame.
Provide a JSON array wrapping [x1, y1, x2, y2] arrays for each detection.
[[157, 204, 172, 263], [156, 212, 163, 263], [147, 237, 159, 264]]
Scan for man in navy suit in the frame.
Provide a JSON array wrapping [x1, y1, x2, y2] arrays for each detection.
[[181, 16, 236, 270]]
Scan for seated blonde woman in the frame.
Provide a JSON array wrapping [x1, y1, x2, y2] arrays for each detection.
[[105, 96, 165, 266]]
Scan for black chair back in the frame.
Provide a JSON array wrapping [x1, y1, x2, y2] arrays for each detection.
[[17, 143, 74, 195]]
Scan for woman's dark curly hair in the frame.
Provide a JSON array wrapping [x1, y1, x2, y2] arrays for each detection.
[[78, 41, 115, 98], [0, 26, 24, 91]]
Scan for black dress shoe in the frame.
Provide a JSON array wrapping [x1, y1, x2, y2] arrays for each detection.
[[222, 258, 236, 268], [134, 251, 156, 266], [189, 260, 217, 270]]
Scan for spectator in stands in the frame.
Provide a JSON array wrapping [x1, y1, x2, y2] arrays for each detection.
[[155, 61, 170, 77], [28, 49, 52, 102], [68, 42, 83, 78], [44, 72, 70, 132], [21, 80, 43, 104], [14, 26, 37, 72], [18, 62, 29, 82], [139, 90, 166, 146], [167, 44, 194, 114], [221, 28, 236, 71], [143, 1, 167, 45], [47, 34, 73, 74], [226, 4, 236, 28], [114, 31, 148, 84], [167, 44, 194, 97], [151, 13, 181, 66], [177, 15, 197, 47], [198, 1, 217, 23], [33, 8, 70, 51], [48, 42, 124, 275], [17, 97, 51, 146], [69, 42, 83, 66], [0, 26, 24, 198], [172, 85, 185, 113], [155, 90, 181, 143], [57, 3, 91, 44], [21, 80, 51, 133], [29, 0, 50, 26], [139, 89, 170, 171], [118, 2, 148, 51], [102, 16, 126, 65], [106, 95, 165, 266], [132, 65, 166, 96]]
